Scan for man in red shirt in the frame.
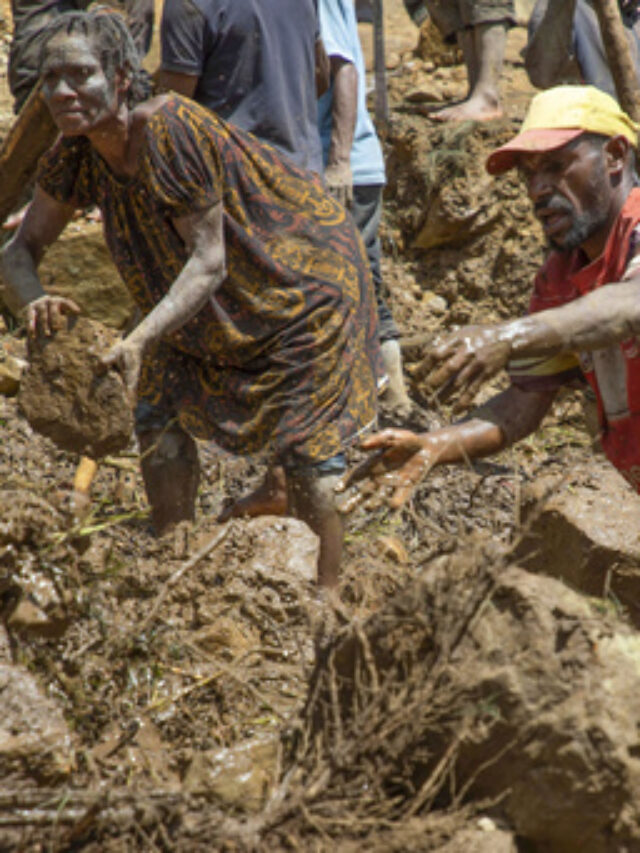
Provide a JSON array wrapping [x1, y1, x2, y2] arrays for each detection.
[[338, 85, 640, 506]]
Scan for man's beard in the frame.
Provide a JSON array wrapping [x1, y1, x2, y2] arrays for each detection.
[[537, 195, 610, 253]]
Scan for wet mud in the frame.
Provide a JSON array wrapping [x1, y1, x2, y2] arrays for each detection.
[[0, 2, 637, 850]]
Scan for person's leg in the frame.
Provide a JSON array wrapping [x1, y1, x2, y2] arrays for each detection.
[[427, 0, 513, 121], [138, 423, 201, 535], [285, 460, 345, 588], [352, 184, 411, 412], [429, 21, 507, 121], [571, 0, 640, 96], [524, 0, 579, 90], [218, 464, 288, 521]]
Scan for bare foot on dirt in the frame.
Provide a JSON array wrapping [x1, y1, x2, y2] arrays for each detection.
[[218, 466, 288, 521], [427, 94, 503, 123]]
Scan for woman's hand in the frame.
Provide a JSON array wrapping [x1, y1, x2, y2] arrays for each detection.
[[25, 295, 80, 337], [413, 324, 512, 412], [335, 428, 438, 512], [101, 336, 144, 398]]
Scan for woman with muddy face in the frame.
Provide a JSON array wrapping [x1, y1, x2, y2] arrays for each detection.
[[38, 10, 150, 138], [0, 9, 383, 589]]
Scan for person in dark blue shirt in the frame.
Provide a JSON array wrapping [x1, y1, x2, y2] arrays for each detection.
[[157, 0, 328, 175]]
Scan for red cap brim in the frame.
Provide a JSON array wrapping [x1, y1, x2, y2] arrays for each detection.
[[486, 128, 584, 175]]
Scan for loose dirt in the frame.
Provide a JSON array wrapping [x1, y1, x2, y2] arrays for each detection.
[[19, 316, 133, 457], [0, 3, 631, 850]]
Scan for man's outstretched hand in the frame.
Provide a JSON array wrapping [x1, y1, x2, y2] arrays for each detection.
[[414, 324, 511, 412], [335, 428, 437, 512]]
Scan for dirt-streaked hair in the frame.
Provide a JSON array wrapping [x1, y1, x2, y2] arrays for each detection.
[[39, 7, 151, 106]]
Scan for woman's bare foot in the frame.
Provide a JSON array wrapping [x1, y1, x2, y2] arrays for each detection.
[[218, 466, 288, 521]]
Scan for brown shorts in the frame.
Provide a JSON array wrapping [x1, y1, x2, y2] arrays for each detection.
[[425, 0, 515, 40]]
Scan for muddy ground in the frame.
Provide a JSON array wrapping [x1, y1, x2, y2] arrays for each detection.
[[0, 2, 629, 851]]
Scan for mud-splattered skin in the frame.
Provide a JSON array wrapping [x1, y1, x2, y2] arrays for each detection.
[[340, 133, 640, 507], [519, 135, 619, 257], [40, 34, 122, 138]]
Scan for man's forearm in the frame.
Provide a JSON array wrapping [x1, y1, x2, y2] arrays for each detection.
[[497, 279, 640, 360], [328, 58, 358, 166], [423, 385, 555, 464]]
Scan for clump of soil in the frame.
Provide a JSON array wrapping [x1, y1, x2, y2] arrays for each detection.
[[270, 549, 640, 852], [18, 316, 133, 458], [0, 6, 630, 851]]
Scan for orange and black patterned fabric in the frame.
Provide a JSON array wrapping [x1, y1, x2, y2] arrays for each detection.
[[37, 95, 381, 465]]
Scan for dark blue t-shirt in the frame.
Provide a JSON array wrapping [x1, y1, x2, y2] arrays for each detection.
[[160, 0, 323, 174]]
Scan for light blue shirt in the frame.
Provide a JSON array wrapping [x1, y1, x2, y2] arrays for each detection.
[[317, 0, 386, 186]]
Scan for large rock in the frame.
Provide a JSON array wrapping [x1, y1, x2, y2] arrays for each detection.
[[18, 315, 133, 458], [298, 551, 640, 852], [515, 460, 640, 626], [0, 663, 74, 785], [241, 516, 319, 584]]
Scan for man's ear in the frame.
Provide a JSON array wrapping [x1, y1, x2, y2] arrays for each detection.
[[603, 135, 631, 176]]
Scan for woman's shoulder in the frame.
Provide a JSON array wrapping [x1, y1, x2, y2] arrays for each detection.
[[134, 93, 220, 133]]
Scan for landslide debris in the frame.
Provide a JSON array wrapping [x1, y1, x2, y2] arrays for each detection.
[[18, 316, 133, 458], [274, 548, 640, 853], [1, 6, 638, 852]]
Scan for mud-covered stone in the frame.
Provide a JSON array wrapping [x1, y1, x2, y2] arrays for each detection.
[[0, 489, 63, 548], [18, 315, 133, 458], [183, 736, 280, 810], [243, 516, 319, 583], [302, 554, 640, 852], [0, 663, 74, 785], [515, 460, 640, 627], [0, 490, 72, 637]]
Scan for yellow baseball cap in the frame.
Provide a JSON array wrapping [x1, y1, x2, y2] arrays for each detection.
[[486, 85, 639, 175]]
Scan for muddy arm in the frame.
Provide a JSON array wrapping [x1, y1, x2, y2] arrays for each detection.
[[325, 56, 358, 206], [103, 202, 226, 392], [1, 185, 75, 316], [337, 386, 556, 509], [525, 0, 577, 89], [127, 201, 225, 348], [502, 275, 640, 358], [401, 385, 556, 463], [418, 274, 640, 411]]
